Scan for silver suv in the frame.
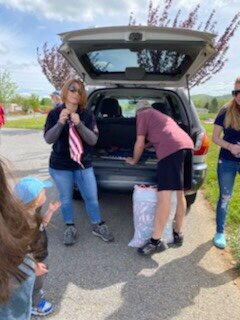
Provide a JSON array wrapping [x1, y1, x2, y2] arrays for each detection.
[[59, 26, 216, 208]]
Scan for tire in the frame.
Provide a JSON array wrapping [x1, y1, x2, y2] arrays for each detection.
[[185, 193, 197, 213]]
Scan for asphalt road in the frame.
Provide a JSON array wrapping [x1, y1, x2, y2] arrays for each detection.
[[1, 128, 240, 320]]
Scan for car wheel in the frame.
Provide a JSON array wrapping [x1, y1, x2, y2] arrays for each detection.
[[185, 193, 197, 214]]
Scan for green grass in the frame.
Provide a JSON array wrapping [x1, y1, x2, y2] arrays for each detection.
[[5, 115, 47, 129], [199, 113, 216, 121], [4, 113, 240, 269]]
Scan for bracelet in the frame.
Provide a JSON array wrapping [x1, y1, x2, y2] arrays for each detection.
[[227, 143, 232, 151]]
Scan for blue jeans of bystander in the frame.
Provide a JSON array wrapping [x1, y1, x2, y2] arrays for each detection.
[[0, 255, 35, 320], [216, 158, 240, 233], [49, 167, 101, 225]]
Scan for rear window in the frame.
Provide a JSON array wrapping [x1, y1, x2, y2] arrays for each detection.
[[86, 49, 187, 74]]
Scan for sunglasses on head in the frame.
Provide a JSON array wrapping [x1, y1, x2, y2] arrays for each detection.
[[68, 86, 82, 95], [232, 90, 240, 97]]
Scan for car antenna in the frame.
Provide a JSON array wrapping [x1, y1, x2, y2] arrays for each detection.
[[186, 74, 191, 105]]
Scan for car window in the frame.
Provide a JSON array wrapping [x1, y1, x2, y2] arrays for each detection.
[[88, 88, 187, 125], [117, 98, 155, 117], [86, 48, 187, 75]]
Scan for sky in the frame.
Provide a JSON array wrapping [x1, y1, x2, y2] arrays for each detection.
[[0, 0, 239, 98]]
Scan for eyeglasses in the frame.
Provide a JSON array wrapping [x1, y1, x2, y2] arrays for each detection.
[[68, 86, 82, 95], [232, 90, 240, 97]]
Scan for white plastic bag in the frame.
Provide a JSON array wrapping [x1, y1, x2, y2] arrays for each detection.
[[128, 185, 176, 247]]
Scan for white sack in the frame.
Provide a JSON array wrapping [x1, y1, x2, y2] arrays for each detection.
[[128, 185, 177, 247]]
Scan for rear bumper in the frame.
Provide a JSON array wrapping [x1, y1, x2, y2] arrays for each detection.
[[185, 162, 207, 195], [93, 161, 207, 193]]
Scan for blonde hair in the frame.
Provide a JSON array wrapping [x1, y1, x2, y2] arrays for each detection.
[[61, 78, 87, 109], [224, 76, 240, 130], [136, 99, 151, 112]]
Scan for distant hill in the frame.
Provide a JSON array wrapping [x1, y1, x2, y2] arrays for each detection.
[[191, 93, 232, 110], [192, 93, 231, 100]]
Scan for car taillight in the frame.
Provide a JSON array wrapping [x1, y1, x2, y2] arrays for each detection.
[[194, 132, 210, 155]]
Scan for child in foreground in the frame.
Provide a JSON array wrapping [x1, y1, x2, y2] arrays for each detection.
[[0, 159, 48, 320], [14, 176, 60, 316]]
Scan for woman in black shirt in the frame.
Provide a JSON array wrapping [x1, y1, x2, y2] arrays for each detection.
[[212, 76, 240, 249], [44, 79, 114, 246]]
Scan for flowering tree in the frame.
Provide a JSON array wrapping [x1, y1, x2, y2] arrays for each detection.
[[0, 70, 17, 104], [129, 0, 240, 87], [37, 45, 109, 90], [37, 43, 78, 90], [37, 0, 240, 89]]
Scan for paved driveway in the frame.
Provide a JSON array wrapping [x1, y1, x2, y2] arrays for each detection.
[[1, 128, 240, 320]]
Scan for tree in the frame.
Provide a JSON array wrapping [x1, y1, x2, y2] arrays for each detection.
[[13, 94, 26, 107], [0, 70, 17, 104], [204, 102, 210, 110], [209, 97, 219, 113], [13, 94, 40, 113], [40, 97, 51, 106], [37, 43, 78, 90], [129, 0, 240, 87], [12, 94, 29, 113], [37, 45, 110, 90], [25, 94, 40, 112]]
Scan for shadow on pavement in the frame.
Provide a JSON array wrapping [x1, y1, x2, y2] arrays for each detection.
[[106, 240, 237, 320], [38, 190, 238, 319]]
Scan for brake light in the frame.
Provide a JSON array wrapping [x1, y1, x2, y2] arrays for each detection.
[[194, 132, 210, 155]]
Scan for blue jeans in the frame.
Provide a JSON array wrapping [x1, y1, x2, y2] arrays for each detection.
[[216, 159, 240, 233], [49, 167, 101, 224], [0, 256, 35, 320]]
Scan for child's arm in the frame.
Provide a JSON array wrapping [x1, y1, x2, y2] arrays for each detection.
[[41, 201, 60, 227]]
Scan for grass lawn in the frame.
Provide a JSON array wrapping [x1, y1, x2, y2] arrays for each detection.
[[4, 113, 240, 269], [5, 115, 47, 129]]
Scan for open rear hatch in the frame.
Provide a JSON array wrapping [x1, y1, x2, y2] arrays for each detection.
[[59, 25, 216, 87]]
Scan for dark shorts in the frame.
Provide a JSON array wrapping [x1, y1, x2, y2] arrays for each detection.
[[157, 149, 193, 191]]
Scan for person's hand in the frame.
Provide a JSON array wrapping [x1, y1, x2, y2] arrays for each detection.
[[42, 200, 61, 226], [125, 157, 137, 165], [229, 143, 240, 156], [48, 200, 61, 214], [59, 109, 70, 124], [34, 262, 48, 276], [236, 142, 240, 158], [70, 113, 80, 126]]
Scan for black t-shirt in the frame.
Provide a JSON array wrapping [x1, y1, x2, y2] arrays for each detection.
[[44, 104, 98, 170], [214, 107, 240, 162]]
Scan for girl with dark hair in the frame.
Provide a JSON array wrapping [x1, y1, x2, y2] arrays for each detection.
[[0, 158, 47, 320]]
